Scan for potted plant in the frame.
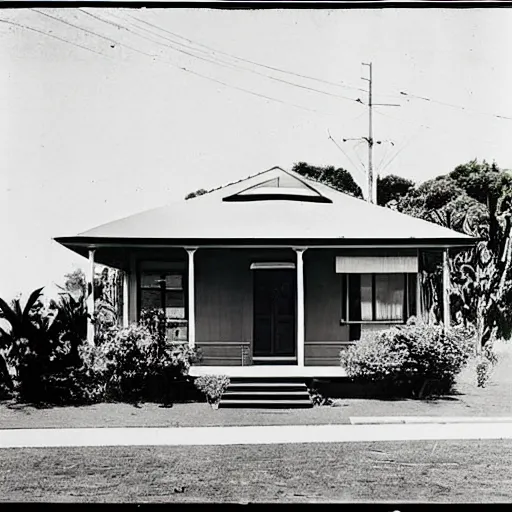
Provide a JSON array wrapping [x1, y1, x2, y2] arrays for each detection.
[[194, 374, 230, 409]]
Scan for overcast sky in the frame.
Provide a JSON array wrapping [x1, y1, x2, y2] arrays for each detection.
[[1, 6, 512, 302]]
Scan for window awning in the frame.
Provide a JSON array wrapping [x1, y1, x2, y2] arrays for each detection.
[[336, 255, 418, 273], [250, 262, 296, 270]]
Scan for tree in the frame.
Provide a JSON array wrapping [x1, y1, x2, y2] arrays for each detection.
[[376, 174, 415, 207], [292, 162, 363, 198], [185, 189, 208, 200], [0, 287, 60, 398], [397, 160, 512, 351], [448, 159, 512, 206]]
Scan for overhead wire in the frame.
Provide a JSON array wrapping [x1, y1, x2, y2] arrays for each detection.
[[7, 7, 511, 172], [81, 10, 512, 125], [74, 9, 341, 116], [327, 130, 366, 177], [379, 125, 426, 175], [125, 11, 369, 94], [0, 16, 110, 57], [374, 107, 504, 149], [399, 90, 512, 122], [30, 8, 155, 58], [374, 141, 393, 175], [104, 10, 364, 104]]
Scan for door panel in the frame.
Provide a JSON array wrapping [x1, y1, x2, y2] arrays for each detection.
[[253, 270, 296, 357]]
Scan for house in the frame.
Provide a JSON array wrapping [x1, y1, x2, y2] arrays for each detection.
[[55, 166, 476, 380]]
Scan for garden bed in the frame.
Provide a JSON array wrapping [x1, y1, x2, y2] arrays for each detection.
[[1, 342, 512, 429]]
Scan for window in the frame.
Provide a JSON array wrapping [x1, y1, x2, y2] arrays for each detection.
[[342, 273, 417, 323], [139, 262, 188, 342], [140, 271, 186, 319]]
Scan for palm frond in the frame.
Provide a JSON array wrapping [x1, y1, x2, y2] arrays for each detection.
[[22, 287, 44, 322]]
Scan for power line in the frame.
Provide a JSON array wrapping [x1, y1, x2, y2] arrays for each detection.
[[374, 108, 504, 150], [125, 11, 369, 95], [133, 7, 512, 123], [180, 65, 337, 116], [74, 9, 340, 115], [99, 10, 364, 105], [30, 8, 155, 58], [124, 14, 512, 124], [0, 17, 109, 57], [399, 90, 512, 122]]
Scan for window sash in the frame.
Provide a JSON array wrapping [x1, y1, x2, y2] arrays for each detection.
[[139, 269, 187, 320], [343, 273, 414, 323]]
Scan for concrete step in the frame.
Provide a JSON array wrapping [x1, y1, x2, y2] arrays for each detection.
[[222, 391, 311, 401], [218, 399, 313, 409], [227, 382, 307, 392], [219, 378, 313, 408]]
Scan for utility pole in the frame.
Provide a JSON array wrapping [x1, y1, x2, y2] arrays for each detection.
[[362, 62, 374, 203], [329, 63, 399, 204]]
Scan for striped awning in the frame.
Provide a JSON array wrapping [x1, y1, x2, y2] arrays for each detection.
[[335, 255, 418, 273]]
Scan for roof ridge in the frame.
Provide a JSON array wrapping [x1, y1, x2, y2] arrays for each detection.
[[186, 166, 284, 199]]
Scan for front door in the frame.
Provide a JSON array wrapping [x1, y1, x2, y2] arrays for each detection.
[[253, 269, 296, 360]]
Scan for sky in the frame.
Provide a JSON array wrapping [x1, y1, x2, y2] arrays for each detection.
[[1, 6, 512, 302]]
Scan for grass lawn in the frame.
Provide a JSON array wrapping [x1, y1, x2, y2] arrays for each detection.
[[1, 342, 511, 429], [1, 439, 512, 502]]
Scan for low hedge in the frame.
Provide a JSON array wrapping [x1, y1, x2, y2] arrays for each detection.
[[340, 322, 474, 398]]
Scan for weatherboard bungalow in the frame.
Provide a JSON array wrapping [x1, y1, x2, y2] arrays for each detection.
[[55, 166, 476, 378]]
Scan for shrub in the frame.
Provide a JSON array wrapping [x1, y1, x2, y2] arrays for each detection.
[[194, 374, 230, 406], [340, 323, 474, 398], [86, 324, 199, 403], [476, 356, 492, 388]]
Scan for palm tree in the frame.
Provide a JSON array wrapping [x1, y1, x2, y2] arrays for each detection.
[[0, 287, 51, 391]]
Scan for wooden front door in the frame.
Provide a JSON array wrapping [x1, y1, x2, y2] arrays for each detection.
[[253, 269, 296, 358]]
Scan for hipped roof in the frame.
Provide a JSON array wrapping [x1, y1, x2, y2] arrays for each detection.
[[55, 166, 476, 254]]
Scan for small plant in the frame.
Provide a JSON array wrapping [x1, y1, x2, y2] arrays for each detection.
[[194, 374, 230, 408], [308, 387, 333, 407], [476, 356, 492, 388], [483, 341, 499, 367]]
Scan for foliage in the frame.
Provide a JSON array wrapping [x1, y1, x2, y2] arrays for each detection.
[[340, 323, 474, 398], [62, 268, 87, 297], [94, 266, 123, 324], [473, 339, 499, 388], [0, 287, 62, 400], [397, 160, 512, 350], [86, 323, 199, 403], [308, 387, 333, 407], [449, 159, 512, 206], [475, 356, 492, 388], [50, 293, 88, 366], [194, 374, 230, 405], [292, 162, 363, 199], [376, 174, 415, 207], [483, 340, 499, 367]]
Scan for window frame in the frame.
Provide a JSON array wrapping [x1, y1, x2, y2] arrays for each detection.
[[341, 272, 415, 325], [138, 262, 188, 323]]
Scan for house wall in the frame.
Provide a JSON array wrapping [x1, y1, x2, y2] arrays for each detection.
[[130, 247, 418, 367], [195, 249, 252, 365], [304, 249, 350, 366], [194, 248, 295, 366]]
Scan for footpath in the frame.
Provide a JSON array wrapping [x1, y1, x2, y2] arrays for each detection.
[[1, 417, 512, 449]]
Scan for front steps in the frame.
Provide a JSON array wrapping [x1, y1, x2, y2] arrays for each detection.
[[219, 378, 313, 409]]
